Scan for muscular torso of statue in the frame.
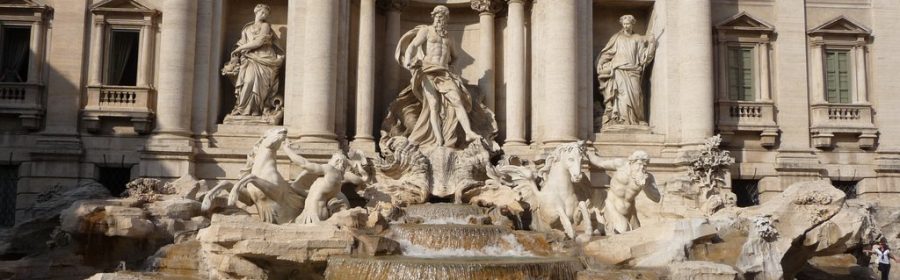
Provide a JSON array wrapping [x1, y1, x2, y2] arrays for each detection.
[[423, 27, 451, 67], [608, 168, 642, 217]]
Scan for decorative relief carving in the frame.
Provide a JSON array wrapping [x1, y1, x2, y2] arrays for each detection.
[[471, 0, 503, 14], [376, 0, 409, 12]]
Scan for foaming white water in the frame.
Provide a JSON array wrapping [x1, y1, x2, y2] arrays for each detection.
[[420, 215, 480, 225], [396, 233, 534, 258]]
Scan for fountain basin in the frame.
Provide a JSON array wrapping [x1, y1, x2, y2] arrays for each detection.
[[325, 255, 583, 280]]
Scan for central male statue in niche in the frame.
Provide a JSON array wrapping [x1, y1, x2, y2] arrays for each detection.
[[381, 5, 497, 150], [596, 15, 657, 128]]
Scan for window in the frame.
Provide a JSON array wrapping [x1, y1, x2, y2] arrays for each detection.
[[727, 46, 754, 101], [82, 0, 158, 134], [713, 12, 779, 148], [808, 16, 877, 150], [105, 29, 139, 86], [98, 167, 131, 197], [731, 179, 760, 207], [0, 26, 31, 83], [0, 1, 50, 131], [824, 49, 851, 104], [832, 180, 858, 199], [808, 16, 871, 105], [0, 165, 18, 227]]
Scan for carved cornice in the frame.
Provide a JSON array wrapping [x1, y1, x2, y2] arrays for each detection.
[[377, 0, 409, 12], [471, 0, 503, 14]]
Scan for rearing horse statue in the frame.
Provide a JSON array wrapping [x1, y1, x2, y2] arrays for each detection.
[[504, 141, 594, 239], [201, 128, 306, 224]]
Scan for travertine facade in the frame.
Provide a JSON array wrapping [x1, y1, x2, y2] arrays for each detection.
[[1, 0, 900, 226]]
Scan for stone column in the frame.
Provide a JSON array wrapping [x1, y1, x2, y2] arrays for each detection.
[[26, 18, 44, 83], [88, 16, 105, 86], [353, 0, 377, 151], [854, 42, 868, 103], [136, 17, 155, 88], [154, 0, 198, 137], [378, 0, 408, 122], [542, 0, 579, 144], [472, 0, 502, 110], [284, 0, 303, 135], [758, 42, 771, 100], [191, 0, 213, 139], [299, 0, 340, 144], [207, 0, 226, 133], [677, 0, 714, 143], [504, 0, 527, 146], [809, 40, 826, 103]]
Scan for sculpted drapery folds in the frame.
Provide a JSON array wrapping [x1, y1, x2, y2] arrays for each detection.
[[381, 5, 498, 150], [597, 15, 657, 128], [222, 4, 285, 123]]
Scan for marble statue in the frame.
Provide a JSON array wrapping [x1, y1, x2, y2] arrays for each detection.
[[363, 136, 430, 216], [596, 15, 657, 128], [587, 150, 661, 234], [222, 3, 286, 125], [381, 5, 497, 150], [201, 128, 305, 224], [282, 147, 371, 224], [517, 142, 588, 238]]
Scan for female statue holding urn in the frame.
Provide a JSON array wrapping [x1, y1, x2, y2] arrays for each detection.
[[222, 4, 285, 124]]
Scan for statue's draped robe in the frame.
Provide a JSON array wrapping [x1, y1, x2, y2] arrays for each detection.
[[381, 25, 497, 149], [230, 22, 285, 116], [597, 31, 653, 126]]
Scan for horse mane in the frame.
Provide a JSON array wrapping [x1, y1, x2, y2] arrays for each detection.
[[239, 136, 266, 178], [538, 142, 586, 179], [240, 129, 283, 177]]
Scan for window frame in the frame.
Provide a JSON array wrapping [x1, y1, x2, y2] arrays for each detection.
[[103, 26, 142, 86], [725, 44, 757, 101], [0, 24, 33, 83], [88, 2, 157, 89], [823, 47, 853, 104], [808, 16, 871, 105], [713, 12, 774, 103]]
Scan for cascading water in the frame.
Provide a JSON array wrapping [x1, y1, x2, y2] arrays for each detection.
[[324, 203, 584, 280]]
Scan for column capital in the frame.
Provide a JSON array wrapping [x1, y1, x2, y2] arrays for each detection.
[[377, 0, 408, 12], [471, 0, 503, 15]]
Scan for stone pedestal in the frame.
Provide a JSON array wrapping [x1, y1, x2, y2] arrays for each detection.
[[222, 115, 282, 126]]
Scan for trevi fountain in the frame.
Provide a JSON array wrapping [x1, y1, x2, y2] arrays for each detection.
[[0, 1, 897, 280]]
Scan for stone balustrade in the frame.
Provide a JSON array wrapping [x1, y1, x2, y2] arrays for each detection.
[[810, 103, 877, 149], [81, 85, 154, 134], [715, 100, 779, 147], [0, 82, 43, 130]]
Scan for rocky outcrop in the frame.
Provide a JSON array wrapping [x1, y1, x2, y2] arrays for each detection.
[[727, 180, 881, 280], [668, 261, 738, 280], [582, 218, 718, 267], [0, 182, 110, 257], [193, 214, 355, 279]]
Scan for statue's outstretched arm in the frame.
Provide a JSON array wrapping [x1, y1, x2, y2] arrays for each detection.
[[281, 142, 325, 175], [342, 172, 366, 185], [587, 151, 622, 171]]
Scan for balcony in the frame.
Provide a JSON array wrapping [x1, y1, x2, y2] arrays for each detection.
[[716, 100, 779, 147], [810, 103, 877, 149], [82, 85, 154, 134], [0, 83, 43, 130]]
